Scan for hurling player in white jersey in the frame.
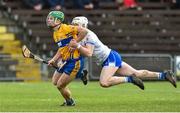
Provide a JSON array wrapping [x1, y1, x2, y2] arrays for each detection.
[[69, 16, 177, 89]]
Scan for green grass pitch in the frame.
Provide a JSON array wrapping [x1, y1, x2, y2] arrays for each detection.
[[0, 81, 180, 112]]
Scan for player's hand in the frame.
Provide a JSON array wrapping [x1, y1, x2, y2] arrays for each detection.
[[69, 47, 75, 53], [57, 59, 65, 68], [48, 59, 56, 66]]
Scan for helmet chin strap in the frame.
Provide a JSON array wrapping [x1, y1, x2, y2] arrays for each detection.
[[52, 24, 61, 31], [52, 18, 61, 31]]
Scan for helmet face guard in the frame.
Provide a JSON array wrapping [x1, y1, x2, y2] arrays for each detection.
[[46, 11, 64, 28], [72, 16, 88, 28], [46, 15, 60, 28]]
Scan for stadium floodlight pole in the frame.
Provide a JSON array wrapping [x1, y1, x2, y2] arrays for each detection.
[[22, 45, 65, 69]]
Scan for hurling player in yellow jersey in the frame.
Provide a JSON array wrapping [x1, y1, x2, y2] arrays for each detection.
[[46, 11, 88, 106]]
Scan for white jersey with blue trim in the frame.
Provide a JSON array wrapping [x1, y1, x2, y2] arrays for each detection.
[[80, 29, 111, 65]]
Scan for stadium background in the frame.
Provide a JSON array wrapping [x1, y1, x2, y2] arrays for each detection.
[[0, 0, 180, 112]]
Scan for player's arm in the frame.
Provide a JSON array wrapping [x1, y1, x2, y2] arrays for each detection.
[[69, 39, 94, 57], [48, 49, 61, 66], [78, 44, 94, 57], [76, 26, 88, 42], [70, 25, 88, 42]]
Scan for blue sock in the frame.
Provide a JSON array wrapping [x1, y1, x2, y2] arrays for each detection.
[[125, 76, 133, 83], [158, 72, 166, 80]]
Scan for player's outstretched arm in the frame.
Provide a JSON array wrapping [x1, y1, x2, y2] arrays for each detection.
[[69, 39, 94, 57]]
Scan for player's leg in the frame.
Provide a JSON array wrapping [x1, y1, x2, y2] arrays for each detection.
[[52, 70, 62, 86], [99, 50, 124, 87], [56, 58, 84, 106], [99, 50, 143, 89], [80, 69, 88, 85], [116, 61, 176, 88], [56, 72, 75, 106], [100, 66, 144, 90], [80, 58, 89, 85], [99, 66, 126, 87], [51, 70, 74, 106], [116, 61, 159, 78], [52, 70, 74, 105]]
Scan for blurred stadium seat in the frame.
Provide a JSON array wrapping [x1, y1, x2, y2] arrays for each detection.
[[0, 5, 41, 82]]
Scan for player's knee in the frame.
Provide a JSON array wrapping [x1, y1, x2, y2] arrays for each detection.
[[142, 70, 148, 75], [99, 81, 110, 88], [52, 78, 58, 86], [136, 70, 148, 77], [52, 81, 57, 86], [56, 83, 65, 89], [52, 79, 57, 86]]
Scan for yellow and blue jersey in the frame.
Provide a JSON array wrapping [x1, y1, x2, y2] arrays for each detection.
[[53, 24, 84, 78], [53, 24, 81, 61]]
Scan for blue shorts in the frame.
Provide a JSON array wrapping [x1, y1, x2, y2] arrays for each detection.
[[102, 50, 122, 68], [57, 57, 84, 78]]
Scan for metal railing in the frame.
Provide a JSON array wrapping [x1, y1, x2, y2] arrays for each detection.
[[0, 54, 178, 82], [88, 54, 174, 80]]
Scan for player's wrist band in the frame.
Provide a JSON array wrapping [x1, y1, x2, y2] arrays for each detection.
[[77, 44, 81, 49]]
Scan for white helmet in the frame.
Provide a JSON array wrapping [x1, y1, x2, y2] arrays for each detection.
[[72, 16, 88, 28]]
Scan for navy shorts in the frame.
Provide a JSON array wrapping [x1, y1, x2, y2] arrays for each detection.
[[57, 57, 84, 78]]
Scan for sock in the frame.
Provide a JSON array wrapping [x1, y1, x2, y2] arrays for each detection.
[[125, 76, 133, 83], [158, 72, 166, 80]]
